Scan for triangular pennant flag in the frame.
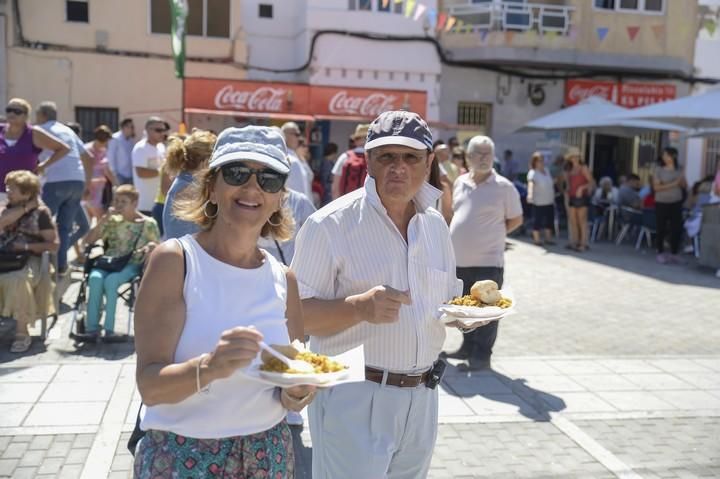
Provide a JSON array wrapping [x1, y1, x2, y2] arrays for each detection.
[[627, 26, 640, 41], [426, 8, 437, 30], [705, 19, 717, 36], [479, 29, 490, 44], [436, 12, 447, 31], [525, 30, 537, 42], [596, 27, 609, 42], [505, 31, 515, 44], [445, 16, 457, 32], [568, 26, 578, 40], [394, 0, 403, 3], [413, 3, 427, 21], [651, 24, 665, 41], [382, 0, 390, 8], [404, 0, 416, 18], [545, 31, 557, 41], [455, 20, 465, 33]]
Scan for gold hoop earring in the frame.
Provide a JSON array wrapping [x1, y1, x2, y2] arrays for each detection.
[[203, 201, 218, 218], [267, 212, 281, 227]]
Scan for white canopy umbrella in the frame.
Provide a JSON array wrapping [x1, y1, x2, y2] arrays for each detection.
[[609, 88, 720, 130], [516, 97, 686, 170], [682, 127, 720, 139]]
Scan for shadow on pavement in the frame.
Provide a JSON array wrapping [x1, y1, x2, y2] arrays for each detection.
[[441, 361, 566, 422], [512, 236, 719, 288]]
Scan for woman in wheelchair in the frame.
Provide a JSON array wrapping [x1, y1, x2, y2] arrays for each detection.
[[0, 170, 58, 353], [74, 185, 160, 342]]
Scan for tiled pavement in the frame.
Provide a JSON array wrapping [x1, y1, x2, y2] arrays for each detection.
[[0, 240, 718, 478]]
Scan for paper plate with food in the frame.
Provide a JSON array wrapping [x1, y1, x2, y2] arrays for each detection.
[[244, 341, 363, 388], [438, 280, 516, 326]]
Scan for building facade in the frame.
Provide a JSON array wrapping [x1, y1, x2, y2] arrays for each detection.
[[3, 0, 248, 137], [438, 0, 701, 180]]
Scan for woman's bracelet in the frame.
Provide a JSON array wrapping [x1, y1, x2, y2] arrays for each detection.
[[195, 353, 211, 394]]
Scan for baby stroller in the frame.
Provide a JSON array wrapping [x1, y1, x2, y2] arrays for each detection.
[[69, 243, 142, 345]]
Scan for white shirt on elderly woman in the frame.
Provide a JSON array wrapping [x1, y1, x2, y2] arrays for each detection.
[[527, 168, 555, 206], [290, 176, 462, 372], [140, 235, 289, 438]]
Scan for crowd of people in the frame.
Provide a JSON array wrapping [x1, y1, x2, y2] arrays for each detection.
[[2, 94, 719, 477]]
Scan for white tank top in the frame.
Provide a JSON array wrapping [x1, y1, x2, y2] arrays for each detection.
[[140, 235, 289, 438]]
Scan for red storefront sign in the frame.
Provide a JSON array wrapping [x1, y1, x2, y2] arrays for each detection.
[[184, 78, 427, 119], [565, 79, 676, 108], [310, 86, 427, 119], [184, 78, 311, 115]]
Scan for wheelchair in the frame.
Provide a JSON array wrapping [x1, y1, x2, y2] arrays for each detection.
[[68, 243, 142, 345]]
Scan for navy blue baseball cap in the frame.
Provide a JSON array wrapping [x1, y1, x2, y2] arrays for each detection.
[[365, 110, 433, 151]]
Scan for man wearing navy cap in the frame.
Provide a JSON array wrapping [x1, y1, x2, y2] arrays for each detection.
[[291, 111, 462, 478]]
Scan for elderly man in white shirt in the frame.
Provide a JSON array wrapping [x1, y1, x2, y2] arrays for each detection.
[[281, 122, 313, 200], [291, 111, 461, 479], [444, 135, 523, 370]]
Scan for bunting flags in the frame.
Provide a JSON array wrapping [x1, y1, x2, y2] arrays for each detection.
[[627, 26, 640, 41], [436, 12, 447, 31], [479, 29, 490, 44], [445, 16, 456, 32], [426, 8, 437, 29], [382, 0, 390, 8], [413, 3, 427, 21], [568, 26, 578, 41], [505, 31, 515, 44], [651, 24, 665, 41], [405, 0, 416, 18], [596, 27, 609, 42], [704, 18, 717, 36]]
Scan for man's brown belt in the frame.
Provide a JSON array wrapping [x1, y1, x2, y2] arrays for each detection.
[[365, 366, 430, 388]]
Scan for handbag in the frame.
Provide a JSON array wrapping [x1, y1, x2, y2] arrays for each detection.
[[94, 221, 145, 273], [0, 251, 30, 273]]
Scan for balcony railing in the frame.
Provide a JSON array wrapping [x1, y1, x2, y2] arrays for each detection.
[[446, 1, 575, 36]]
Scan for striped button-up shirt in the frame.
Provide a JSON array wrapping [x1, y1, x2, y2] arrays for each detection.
[[291, 177, 462, 372]]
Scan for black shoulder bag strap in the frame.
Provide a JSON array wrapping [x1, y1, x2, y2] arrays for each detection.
[[127, 239, 187, 456]]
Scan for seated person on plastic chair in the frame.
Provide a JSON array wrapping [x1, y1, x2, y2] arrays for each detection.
[[75, 185, 159, 342]]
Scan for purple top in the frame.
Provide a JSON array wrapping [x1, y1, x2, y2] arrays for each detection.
[[0, 123, 41, 192]]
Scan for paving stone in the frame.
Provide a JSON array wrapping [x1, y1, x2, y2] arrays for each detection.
[[0, 459, 19, 477], [18, 449, 45, 467], [38, 456, 64, 474], [58, 464, 84, 479], [46, 439, 73, 457], [11, 467, 37, 479], [1, 441, 28, 459], [28, 435, 54, 450], [65, 447, 90, 464]]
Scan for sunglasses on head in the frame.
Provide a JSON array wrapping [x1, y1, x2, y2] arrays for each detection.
[[220, 163, 287, 193], [5, 107, 26, 115]]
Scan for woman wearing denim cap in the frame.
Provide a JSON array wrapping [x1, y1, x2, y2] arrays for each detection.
[[133, 126, 314, 478]]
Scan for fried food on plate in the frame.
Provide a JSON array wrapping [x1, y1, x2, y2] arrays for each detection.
[[447, 295, 513, 309], [259, 342, 347, 374]]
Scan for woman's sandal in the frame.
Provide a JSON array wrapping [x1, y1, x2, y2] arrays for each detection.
[[10, 336, 32, 353]]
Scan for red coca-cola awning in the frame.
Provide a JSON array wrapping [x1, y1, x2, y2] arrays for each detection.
[[184, 78, 427, 121], [565, 79, 677, 108]]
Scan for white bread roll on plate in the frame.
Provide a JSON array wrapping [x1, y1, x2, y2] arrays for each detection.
[[470, 280, 501, 304]]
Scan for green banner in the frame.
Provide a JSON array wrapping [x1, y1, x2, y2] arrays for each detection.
[[169, 0, 188, 78]]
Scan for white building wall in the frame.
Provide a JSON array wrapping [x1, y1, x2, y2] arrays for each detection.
[[242, 0, 442, 124], [686, 0, 720, 187], [439, 66, 566, 168], [0, 12, 6, 107]]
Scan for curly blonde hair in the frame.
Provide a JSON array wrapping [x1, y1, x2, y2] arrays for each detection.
[[165, 129, 217, 176], [173, 168, 294, 241]]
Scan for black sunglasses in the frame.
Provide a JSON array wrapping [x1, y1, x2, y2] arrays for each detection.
[[220, 163, 287, 193], [5, 107, 26, 115], [151, 127, 168, 133]]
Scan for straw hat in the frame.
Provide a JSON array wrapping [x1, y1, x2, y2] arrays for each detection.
[[351, 123, 371, 140], [564, 146, 582, 160]]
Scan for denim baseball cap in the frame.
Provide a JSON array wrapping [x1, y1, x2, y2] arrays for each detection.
[[365, 110, 433, 151], [209, 126, 290, 174]]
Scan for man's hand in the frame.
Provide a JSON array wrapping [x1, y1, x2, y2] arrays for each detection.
[[348, 285, 412, 324]]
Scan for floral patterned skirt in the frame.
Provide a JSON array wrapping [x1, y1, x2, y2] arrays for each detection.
[[133, 421, 294, 479]]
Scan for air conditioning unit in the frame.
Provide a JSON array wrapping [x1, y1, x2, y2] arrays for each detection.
[[95, 29, 109, 51]]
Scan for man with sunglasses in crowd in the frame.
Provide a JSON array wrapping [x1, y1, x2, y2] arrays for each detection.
[[291, 110, 462, 479], [132, 117, 168, 215]]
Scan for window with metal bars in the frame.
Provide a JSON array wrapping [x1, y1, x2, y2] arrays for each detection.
[[705, 137, 720, 177], [75, 107, 119, 142], [457, 102, 492, 130]]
